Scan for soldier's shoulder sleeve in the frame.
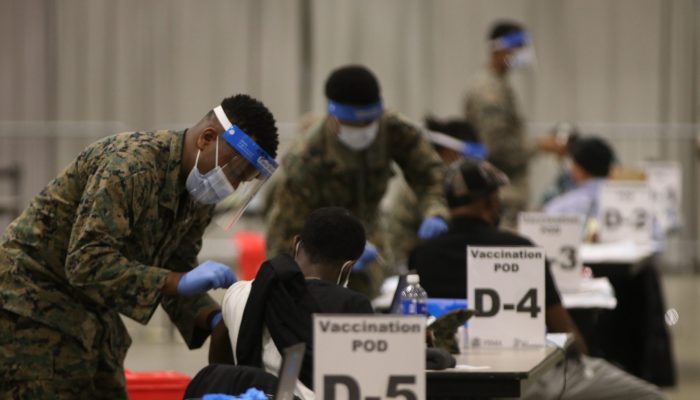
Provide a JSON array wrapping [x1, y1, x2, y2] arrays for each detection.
[[385, 115, 449, 221], [65, 152, 169, 324]]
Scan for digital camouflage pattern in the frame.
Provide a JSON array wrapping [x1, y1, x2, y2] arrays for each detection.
[[265, 114, 448, 295], [463, 69, 536, 228], [0, 130, 218, 398]]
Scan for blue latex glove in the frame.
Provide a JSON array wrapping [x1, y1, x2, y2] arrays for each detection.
[[209, 311, 223, 331], [418, 216, 448, 240], [203, 394, 237, 400], [202, 388, 268, 400], [177, 260, 236, 296], [353, 242, 379, 271]]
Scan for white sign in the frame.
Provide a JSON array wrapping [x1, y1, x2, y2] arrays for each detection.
[[642, 161, 682, 233], [467, 246, 546, 347], [598, 181, 653, 244], [314, 315, 425, 400], [518, 213, 584, 292]]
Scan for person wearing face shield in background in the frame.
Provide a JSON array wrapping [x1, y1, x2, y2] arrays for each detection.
[[381, 116, 484, 270], [265, 65, 450, 298], [0, 94, 278, 399], [464, 20, 566, 230]]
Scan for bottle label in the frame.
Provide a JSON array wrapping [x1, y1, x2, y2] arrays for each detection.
[[401, 299, 427, 315]]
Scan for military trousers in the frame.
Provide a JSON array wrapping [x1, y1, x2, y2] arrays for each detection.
[[0, 309, 128, 400]]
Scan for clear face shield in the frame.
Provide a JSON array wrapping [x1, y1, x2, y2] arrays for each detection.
[[210, 106, 278, 230], [424, 129, 488, 160]]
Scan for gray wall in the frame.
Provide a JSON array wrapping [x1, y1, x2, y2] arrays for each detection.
[[2, 0, 699, 268]]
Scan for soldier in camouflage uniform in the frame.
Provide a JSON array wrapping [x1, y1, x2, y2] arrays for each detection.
[[381, 117, 479, 269], [464, 21, 564, 229], [265, 66, 449, 297], [0, 94, 279, 399]]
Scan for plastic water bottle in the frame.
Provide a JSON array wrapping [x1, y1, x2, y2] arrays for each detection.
[[400, 274, 428, 315]]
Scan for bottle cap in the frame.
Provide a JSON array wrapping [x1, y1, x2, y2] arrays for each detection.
[[406, 274, 420, 284]]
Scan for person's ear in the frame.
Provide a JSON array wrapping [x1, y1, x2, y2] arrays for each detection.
[[291, 235, 301, 257], [195, 127, 218, 151]]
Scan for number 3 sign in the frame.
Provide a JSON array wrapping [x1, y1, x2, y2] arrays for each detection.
[[518, 213, 584, 292]]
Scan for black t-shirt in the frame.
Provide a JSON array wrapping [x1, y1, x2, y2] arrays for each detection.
[[306, 280, 375, 314], [408, 216, 561, 307]]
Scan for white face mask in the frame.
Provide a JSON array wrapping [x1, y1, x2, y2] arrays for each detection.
[[507, 47, 534, 70], [337, 121, 379, 151], [186, 137, 235, 205]]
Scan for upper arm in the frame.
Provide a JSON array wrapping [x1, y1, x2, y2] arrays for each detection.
[[64, 155, 168, 321], [67, 154, 155, 264], [209, 322, 234, 364], [389, 119, 442, 185], [220, 281, 253, 362]]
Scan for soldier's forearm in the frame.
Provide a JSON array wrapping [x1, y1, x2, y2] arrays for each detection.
[[196, 306, 222, 331], [162, 271, 184, 296]]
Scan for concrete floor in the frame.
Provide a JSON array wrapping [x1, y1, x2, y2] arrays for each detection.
[[124, 274, 700, 398]]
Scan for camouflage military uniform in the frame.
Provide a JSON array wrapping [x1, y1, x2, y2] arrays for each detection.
[[0, 130, 218, 399], [464, 69, 537, 228], [265, 114, 448, 296], [380, 169, 424, 269]]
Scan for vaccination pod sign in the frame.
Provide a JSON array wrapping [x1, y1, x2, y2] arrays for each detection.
[[314, 315, 426, 400], [467, 246, 545, 347], [518, 212, 584, 292], [597, 181, 653, 244]]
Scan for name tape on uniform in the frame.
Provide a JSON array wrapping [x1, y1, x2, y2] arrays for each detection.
[[598, 181, 653, 244], [467, 246, 546, 347], [518, 212, 584, 292], [314, 315, 426, 400]]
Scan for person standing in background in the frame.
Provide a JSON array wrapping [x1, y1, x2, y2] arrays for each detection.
[[464, 20, 564, 229], [265, 65, 449, 298]]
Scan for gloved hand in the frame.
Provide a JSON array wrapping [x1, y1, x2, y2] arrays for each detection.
[[353, 242, 379, 271], [208, 311, 223, 331], [418, 216, 448, 240], [176, 260, 236, 296]]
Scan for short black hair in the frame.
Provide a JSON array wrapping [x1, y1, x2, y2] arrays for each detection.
[[300, 207, 366, 265], [325, 65, 381, 105], [489, 20, 524, 41], [220, 94, 279, 158], [570, 136, 616, 178], [425, 116, 480, 143]]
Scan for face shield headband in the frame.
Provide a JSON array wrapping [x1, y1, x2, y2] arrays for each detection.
[[211, 105, 279, 229], [491, 30, 530, 51], [327, 99, 384, 124]]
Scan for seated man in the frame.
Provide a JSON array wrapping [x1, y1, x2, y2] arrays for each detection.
[[409, 158, 664, 400], [544, 136, 674, 386], [209, 207, 373, 399], [543, 136, 615, 219]]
